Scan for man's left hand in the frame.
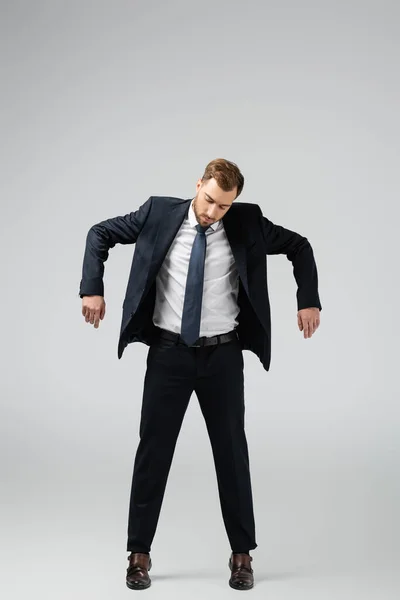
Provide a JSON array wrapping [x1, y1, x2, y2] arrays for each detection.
[[297, 307, 320, 339]]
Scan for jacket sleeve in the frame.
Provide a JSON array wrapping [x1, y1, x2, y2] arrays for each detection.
[[259, 208, 322, 312], [79, 196, 153, 298]]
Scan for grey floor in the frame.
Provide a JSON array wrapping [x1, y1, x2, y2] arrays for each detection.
[[2, 459, 399, 600]]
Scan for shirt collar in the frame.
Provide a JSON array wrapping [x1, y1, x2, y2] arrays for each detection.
[[189, 199, 220, 232]]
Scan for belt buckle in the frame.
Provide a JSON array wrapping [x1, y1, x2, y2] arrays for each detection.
[[192, 336, 205, 347]]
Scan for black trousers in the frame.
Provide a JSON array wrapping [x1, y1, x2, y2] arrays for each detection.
[[126, 330, 257, 554]]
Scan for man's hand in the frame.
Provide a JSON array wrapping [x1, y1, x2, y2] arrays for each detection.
[[297, 307, 320, 339], [82, 295, 106, 329]]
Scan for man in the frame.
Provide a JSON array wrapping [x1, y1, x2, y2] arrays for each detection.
[[79, 158, 322, 591]]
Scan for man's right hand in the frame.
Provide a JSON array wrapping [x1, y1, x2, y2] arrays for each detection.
[[81, 295, 106, 329]]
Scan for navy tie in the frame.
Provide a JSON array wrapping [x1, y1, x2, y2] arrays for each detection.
[[180, 224, 209, 345]]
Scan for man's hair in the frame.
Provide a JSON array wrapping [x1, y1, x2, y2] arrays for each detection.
[[201, 158, 244, 198]]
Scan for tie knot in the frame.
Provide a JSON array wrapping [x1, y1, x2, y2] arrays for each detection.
[[196, 224, 209, 234]]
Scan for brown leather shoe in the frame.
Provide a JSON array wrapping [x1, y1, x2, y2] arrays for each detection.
[[126, 552, 152, 590], [228, 553, 254, 590]]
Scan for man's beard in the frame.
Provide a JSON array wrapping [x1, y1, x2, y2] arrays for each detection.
[[193, 195, 202, 223], [193, 195, 213, 225]]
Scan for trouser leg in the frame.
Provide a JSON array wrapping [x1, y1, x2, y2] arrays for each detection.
[[194, 339, 257, 553], [127, 340, 195, 552]]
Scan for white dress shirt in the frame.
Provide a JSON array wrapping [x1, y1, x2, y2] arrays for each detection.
[[152, 199, 240, 336]]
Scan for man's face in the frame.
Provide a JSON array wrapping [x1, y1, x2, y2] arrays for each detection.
[[193, 178, 237, 227]]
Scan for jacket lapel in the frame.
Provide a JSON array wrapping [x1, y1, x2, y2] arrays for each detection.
[[147, 198, 192, 285], [222, 209, 249, 296]]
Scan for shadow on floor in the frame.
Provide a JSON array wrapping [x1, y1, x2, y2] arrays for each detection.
[[151, 566, 314, 583]]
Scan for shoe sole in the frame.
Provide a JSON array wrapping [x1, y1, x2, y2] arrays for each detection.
[[126, 580, 151, 590], [229, 580, 254, 590]]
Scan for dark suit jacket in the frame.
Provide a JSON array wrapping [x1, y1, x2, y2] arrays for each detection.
[[79, 196, 322, 371]]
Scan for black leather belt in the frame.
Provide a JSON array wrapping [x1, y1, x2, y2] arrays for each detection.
[[157, 328, 238, 347]]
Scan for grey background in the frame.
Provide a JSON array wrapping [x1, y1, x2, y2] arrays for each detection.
[[1, 0, 399, 598]]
